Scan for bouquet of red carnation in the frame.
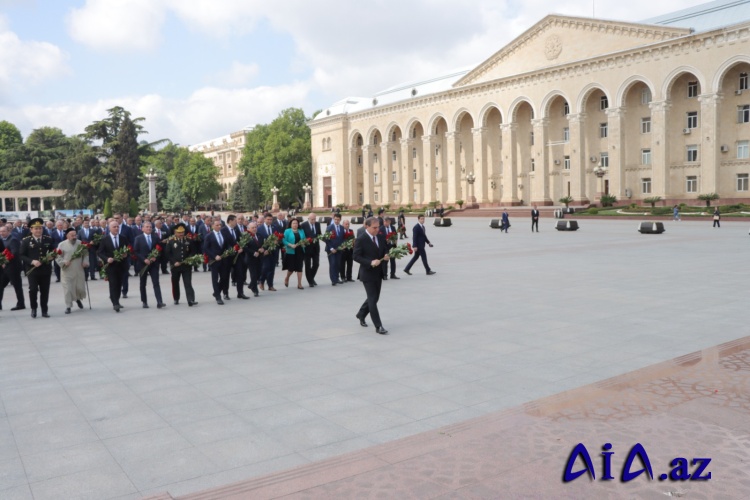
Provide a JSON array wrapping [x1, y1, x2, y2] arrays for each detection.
[[91, 233, 103, 246], [388, 243, 413, 260], [99, 245, 131, 281], [386, 231, 398, 245], [128, 245, 136, 260], [181, 254, 203, 268], [262, 232, 283, 252], [0, 248, 14, 267], [209, 245, 237, 267], [139, 244, 162, 276], [298, 237, 314, 248], [203, 253, 209, 264], [234, 233, 253, 263], [27, 249, 61, 276], [317, 230, 334, 242], [186, 232, 201, 243], [69, 241, 92, 262]]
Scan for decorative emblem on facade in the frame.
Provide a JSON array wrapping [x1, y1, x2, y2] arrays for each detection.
[[544, 35, 563, 60]]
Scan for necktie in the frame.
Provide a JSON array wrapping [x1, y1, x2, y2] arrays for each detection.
[[372, 235, 378, 247], [191, 226, 195, 233], [147, 235, 151, 247], [311, 225, 315, 236], [216, 231, 223, 247], [335, 225, 340, 236], [114, 236, 119, 248]]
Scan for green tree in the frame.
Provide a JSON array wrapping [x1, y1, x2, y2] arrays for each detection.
[[2, 127, 67, 190], [111, 188, 130, 215], [162, 178, 188, 213], [54, 136, 110, 209], [0, 120, 22, 150], [103, 199, 113, 219], [113, 114, 141, 200], [129, 198, 139, 217], [173, 149, 221, 209]]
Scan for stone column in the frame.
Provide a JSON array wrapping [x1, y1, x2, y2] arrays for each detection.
[[445, 132, 461, 203], [649, 100, 671, 198], [1, 198, 5, 211], [361, 145, 374, 206], [471, 127, 488, 204], [380, 142, 394, 204], [500, 123, 519, 204], [422, 135, 437, 205], [271, 186, 280, 211], [567, 113, 589, 204], [146, 168, 158, 213], [348, 147, 359, 206], [400, 138, 414, 206], [699, 93, 723, 195], [40, 198, 45, 211], [606, 107, 626, 199], [531, 118, 551, 203], [303, 183, 312, 210]]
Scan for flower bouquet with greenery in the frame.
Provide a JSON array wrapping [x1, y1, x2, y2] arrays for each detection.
[[388, 243, 413, 260]]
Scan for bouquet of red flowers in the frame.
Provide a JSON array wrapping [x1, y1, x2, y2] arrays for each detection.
[[91, 233, 103, 246], [186, 232, 201, 243], [208, 245, 238, 267], [69, 241, 92, 261], [388, 243, 413, 260], [234, 233, 253, 263], [27, 249, 62, 276], [182, 254, 203, 268], [100, 245, 131, 281], [139, 244, 163, 276], [317, 230, 334, 242], [298, 237, 314, 248], [337, 230, 355, 251], [386, 231, 398, 245], [0, 248, 14, 267], [128, 245, 136, 261], [262, 231, 283, 252]]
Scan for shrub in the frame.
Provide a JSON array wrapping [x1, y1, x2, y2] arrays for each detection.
[[457, 199, 464, 208], [103, 199, 112, 219], [644, 196, 662, 208], [559, 196, 573, 207], [600, 194, 617, 207], [697, 193, 719, 207], [589, 208, 599, 215]]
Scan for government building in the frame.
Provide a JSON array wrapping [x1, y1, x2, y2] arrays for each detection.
[[188, 128, 252, 203], [309, 0, 750, 208]]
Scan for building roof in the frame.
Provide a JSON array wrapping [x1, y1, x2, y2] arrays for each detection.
[[314, 0, 750, 123], [642, 0, 750, 33], [188, 126, 253, 152]]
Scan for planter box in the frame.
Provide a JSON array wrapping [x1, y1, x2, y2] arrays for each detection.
[[555, 220, 579, 231], [320, 216, 332, 225], [350, 216, 364, 224], [638, 221, 665, 234], [489, 219, 501, 229], [433, 218, 452, 227]]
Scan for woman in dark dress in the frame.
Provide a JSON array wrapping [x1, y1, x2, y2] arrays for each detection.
[[282, 218, 306, 289]]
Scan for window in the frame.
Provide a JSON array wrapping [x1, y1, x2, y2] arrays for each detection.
[[357, 155, 362, 166], [600, 152, 609, 168], [641, 88, 652, 105], [374, 192, 379, 202], [393, 190, 398, 200], [738, 140, 749, 159], [600, 95, 608, 110], [738, 105, 750, 123], [373, 172, 378, 184], [642, 149, 652, 165], [530, 132, 534, 146], [642, 178, 652, 194], [563, 127, 569, 142], [413, 189, 418, 201], [392, 150, 397, 161], [687, 81, 698, 98], [563, 102, 569, 115], [686, 111, 698, 129], [373, 136, 379, 145], [412, 147, 417, 159], [391, 132, 397, 142], [392, 171, 397, 182], [373, 153, 378, 163], [687, 145, 698, 162], [738, 174, 749, 191], [357, 137, 363, 146], [412, 128, 417, 139], [686, 176, 697, 193], [641, 117, 651, 134], [530, 158, 535, 172], [359, 193, 363, 204], [435, 167, 439, 179], [435, 145, 440, 156], [413, 168, 417, 180], [599, 123, 608, 138], [741, 72, 749, 91], [563, 156, 571, 170]]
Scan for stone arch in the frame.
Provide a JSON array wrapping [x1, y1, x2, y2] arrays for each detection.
[[349, 129, 364, 147], [451, 108, 474, 132], [662, 66, 707, 100], [616, 75, 656, 108], [540, 91, 570, 118], [426, 112, 449, 136], [477, 103, 504, 127], [576, 83, 611, 113], [405, 118, 425, 138], [508, 97, 536, 122], [365, 126, 382, 146], [384, 122, 402, 142], [712, 55, 750, 93]]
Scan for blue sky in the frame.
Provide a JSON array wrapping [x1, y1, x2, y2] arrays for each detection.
[[0, 0, 708, 145]]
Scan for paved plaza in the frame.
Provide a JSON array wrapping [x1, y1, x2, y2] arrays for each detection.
[[1, 217, 748, 499]]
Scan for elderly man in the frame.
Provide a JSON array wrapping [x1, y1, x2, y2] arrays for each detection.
[[97, 220, 131, 313], [50, 219, 66, 282], [299, 213, 321, 287], [0, 225, 25, 311], [133, 221, 165, 309]]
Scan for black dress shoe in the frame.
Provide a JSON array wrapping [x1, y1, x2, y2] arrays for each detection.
[[11, 305, 25, 311], [55, 279, 60, 282], [376, 326, 388, 335], [336, 280, 344, 284], [331, 282, 337, 286], [76, 300, 84, 309], [308, 283, 315, 288], [65, 308, 71, 314], [383, 276, 388, 281], [188, 301, 197, 307], [346, 279, 355, 282], [312, 281, 318, 286], [216, 298, 224, 305], [426, 271, 436, 275], [404, 270, 412, 275], [390, 276, 400, 280], [42, 312, 50, 318], [356, 314, 368, 327], [31, 309, 37, 318], [157, 303, 166, 309], [114, 305, 121, 312], [91, 277, 97, 281], [122, 293, 128, 299], [143, 303, 150, 309], [174, 300, 179, 305], [237, 294, 250, 299], [253, 293, 259, 297], [223, 295, 231, 301]]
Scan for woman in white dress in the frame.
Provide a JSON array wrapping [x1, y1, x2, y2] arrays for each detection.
[[56, 228, 89, 314]]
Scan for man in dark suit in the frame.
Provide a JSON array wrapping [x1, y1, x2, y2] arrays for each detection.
[[299, 213, 321, 287], [12, 220, 29, 240], [325, 213, 345, 286], [19, 218, 56, 318], [197, 217, 210, 272], [531, 204, 540, 233], [225, 214, 249, 299], [353, 217, 390, 334], [77, 219, 101, 280], [50, 220, 66, 282], [243, 221, 264, 297], [257, 213, 279, 291], [165, 223, 197, 306], [403, 215, 436, 276], [378, 217, 399, 280], [112, 213, 133, 296], [339, 219, 354, 282], [97, 220, 131, 312], [0, 225, 25, 311], [133, 221, 165, 309], [204, 219, 230, 304]]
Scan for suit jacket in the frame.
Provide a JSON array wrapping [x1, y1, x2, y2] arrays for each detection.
[[299, 221, 321, 255], [133, 233, 161, 273], [379, 225, 398, 248], [77, 226, 100, 243], [165, 237, 193, 266], [411, 223, 431, 249], [12, 227, 29, 239], [282, 228, 306, 255], [353, 231, 387, 282], [129, 224, 143, 240], [19, 234, 57, 274], [531, 209, 540, 220], [97, 233, 132, 272], [221, 226, 237, 249], [325, 223, 346, 253], [153, 226, 169, 244], [51, 228, 66, 248], [257, 222, 279, 248], [1, 235, 22, 274], [203, 230, 229, 260], [118, 223, 133, 241], [243, 232, 263, 263]]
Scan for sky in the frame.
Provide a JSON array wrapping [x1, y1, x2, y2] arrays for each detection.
[[0, 0, 711, 146]]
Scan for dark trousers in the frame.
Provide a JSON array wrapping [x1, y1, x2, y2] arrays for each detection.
[[210, 261, 229, 298], [121, 262, 130, 295], [381, 252, 396, 278], [171, 266, 195, 303], [304, 250, 319, 285], [87, 248, 99, 279], [232, 258, 246, 296], [53, 261, 61, 281], [404, 247, 430, 273], [160, 254, 169, 273], [340, 250, 353, 280], [531, 219, 539, 232], [27, 270, 51, 313], [328, 252, 341, 283], [358, 279, 383, 328], [139, 264, 163, 305], [247, 258, 261, 294], [0, 268, 25, 307], [713, 219, 720, 227], [260, 254, 276, 287], [107, 264, 124, 306]]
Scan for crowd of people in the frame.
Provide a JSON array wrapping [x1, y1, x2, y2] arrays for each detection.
[[0, 209, 437, 333]]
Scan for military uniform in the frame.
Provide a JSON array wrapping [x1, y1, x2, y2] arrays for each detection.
[[19, 220, 56, 317], [165, 224, 197, 306]]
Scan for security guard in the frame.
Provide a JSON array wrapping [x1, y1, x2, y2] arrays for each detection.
[[19, 218, 56, 318], [165, 223, 198, 306]]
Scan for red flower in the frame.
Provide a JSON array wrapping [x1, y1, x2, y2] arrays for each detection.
[[203, 254, 209, 264], [233, 244, 240, 251], [307, 238, 313, 244], [155, 244, 162, 252], [407, 243, 413, 255], [56, 249, 63, 255], [3, 249, 14, 261]]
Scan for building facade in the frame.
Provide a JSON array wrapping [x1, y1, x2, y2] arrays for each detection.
[[309, 1, 750, 208], [189, 128, 251, 202]]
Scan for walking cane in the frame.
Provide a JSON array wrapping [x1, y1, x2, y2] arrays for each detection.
[[85, 273, 92, 309]]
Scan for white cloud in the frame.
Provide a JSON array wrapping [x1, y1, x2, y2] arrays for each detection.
[[164, 0, 263, 38], [0, 15, 70, 97], [212, 61, 260, 87], [3, 82, 311, 145], [65, 0, 166, 51]]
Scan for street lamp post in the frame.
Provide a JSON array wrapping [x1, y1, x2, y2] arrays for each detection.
[[466, 172, 477, 208], [302, 183, 312, 210], [593, 162, 606, 202]]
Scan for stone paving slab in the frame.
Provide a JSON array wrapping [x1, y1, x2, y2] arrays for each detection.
[[0, 218, 748, 498]]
